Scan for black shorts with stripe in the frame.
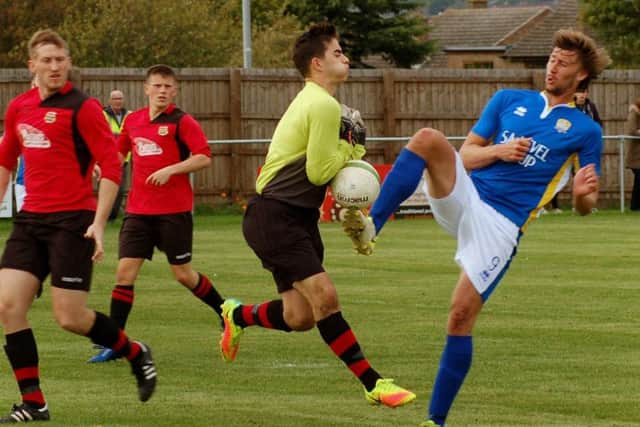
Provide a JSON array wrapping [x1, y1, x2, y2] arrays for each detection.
[[119, 212, 193, 265], [242, 196, 324, 293], [0, 210, 95, 291]]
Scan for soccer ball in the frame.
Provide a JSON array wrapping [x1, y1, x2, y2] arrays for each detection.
[[330, 160, 381, 209]]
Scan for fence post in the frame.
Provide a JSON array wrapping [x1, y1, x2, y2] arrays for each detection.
[[619, 136, 625, 213], [229, 69, 242, 199], [531, 70, 545, 90], [382, 70, 396, 163]]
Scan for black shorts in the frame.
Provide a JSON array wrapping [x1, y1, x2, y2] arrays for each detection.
[[119, 212, 193, 265], [0, 210, 95, 291], [242, 196, 324, 293]]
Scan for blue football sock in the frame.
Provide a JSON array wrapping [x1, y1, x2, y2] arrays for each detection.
[[369, 148, 426, 233], [428, 335, 473, 426]]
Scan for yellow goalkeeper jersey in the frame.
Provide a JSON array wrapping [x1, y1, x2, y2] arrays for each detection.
[[257, 81, 365, 208]]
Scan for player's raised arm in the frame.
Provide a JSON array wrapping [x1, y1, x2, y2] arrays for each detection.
[[572, 163, 599, 215], [460, 132, 531, 171], [306, 98, 363, 185]]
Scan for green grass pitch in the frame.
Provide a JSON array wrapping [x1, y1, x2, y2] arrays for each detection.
[[0, 211, 639, 426]]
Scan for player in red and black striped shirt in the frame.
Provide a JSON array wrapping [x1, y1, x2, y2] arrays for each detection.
[[88, 64, 225, 364], [0, 30, 156, 423]]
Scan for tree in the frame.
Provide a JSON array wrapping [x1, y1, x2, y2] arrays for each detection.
[[53, 0, 300, 68], [421, 0, 465, 15], [581, 0, 640, 68], [286, 0, 435, 68], [221, 0, 303, 68], [0, 0, 66, 67]]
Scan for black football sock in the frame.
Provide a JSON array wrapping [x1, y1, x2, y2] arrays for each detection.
[[110, 284, 134, 330], [87, 311, 140, 361], [316, 311, 381, 391], [232, 300, 291, 331], [191, 273, 224, 316], [5, 329, 46, 408]]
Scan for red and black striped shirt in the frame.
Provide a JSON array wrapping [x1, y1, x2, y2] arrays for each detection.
[[118, 104, 210, 214], [0, 82, 121, 213]]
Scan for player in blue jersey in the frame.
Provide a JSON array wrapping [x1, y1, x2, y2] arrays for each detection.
[[343, 29, 610, 426]]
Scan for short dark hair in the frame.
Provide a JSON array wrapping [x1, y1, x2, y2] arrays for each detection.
[[145, 64, 177, 82], [552, 29, 610, 89], [28, 29, 69, 59], [292, 22, 338, 78]]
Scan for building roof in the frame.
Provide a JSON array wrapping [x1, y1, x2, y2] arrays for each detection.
[[430, 5, 551, 48], [426, 0, 582, 67], [506, 0, 581, 58]]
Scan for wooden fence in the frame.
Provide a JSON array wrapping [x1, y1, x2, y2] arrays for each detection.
[[2, 68, 639, 207]]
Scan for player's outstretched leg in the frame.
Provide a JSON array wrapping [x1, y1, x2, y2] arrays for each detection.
[[341, 209, 376, 255], [342, 147, 426, 255], [368, 147, 426, 233]]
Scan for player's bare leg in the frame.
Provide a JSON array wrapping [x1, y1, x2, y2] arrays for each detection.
[[343, 128, 456, 254], [424, 272, 482, 426]]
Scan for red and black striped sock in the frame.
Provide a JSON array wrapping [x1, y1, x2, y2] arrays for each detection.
[[316, 311, 381, 391], [4, 329, 46, 408], [87, 311, 141, 361], [110, 284, 134, 330], [232, 300, 291, 331], [191, 273, 224, 316]]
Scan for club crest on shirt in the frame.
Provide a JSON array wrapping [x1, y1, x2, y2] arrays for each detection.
[[134, 137, 163, 156], [18, 123, 51, 148], [554, 119, 571, 134], [158, 126, 169, 136], [44, 111, 56, 124]]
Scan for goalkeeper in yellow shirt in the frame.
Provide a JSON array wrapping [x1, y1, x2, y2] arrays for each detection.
[[219, 22, 415, 408]]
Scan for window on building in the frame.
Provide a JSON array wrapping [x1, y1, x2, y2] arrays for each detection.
[[463, 62, 494, 69], [525, 60, 547, 69]]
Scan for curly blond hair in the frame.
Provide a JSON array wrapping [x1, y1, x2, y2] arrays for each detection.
[[552, 29, 611, 87]]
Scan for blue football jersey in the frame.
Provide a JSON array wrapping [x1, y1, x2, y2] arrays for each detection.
[[470, 89, 602, 230]]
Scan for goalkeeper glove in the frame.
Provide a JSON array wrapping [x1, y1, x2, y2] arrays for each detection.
[[339, 104, 366, 146]]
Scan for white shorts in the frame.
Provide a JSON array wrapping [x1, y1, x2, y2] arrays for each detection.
[[426, 153, 520, 301]]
